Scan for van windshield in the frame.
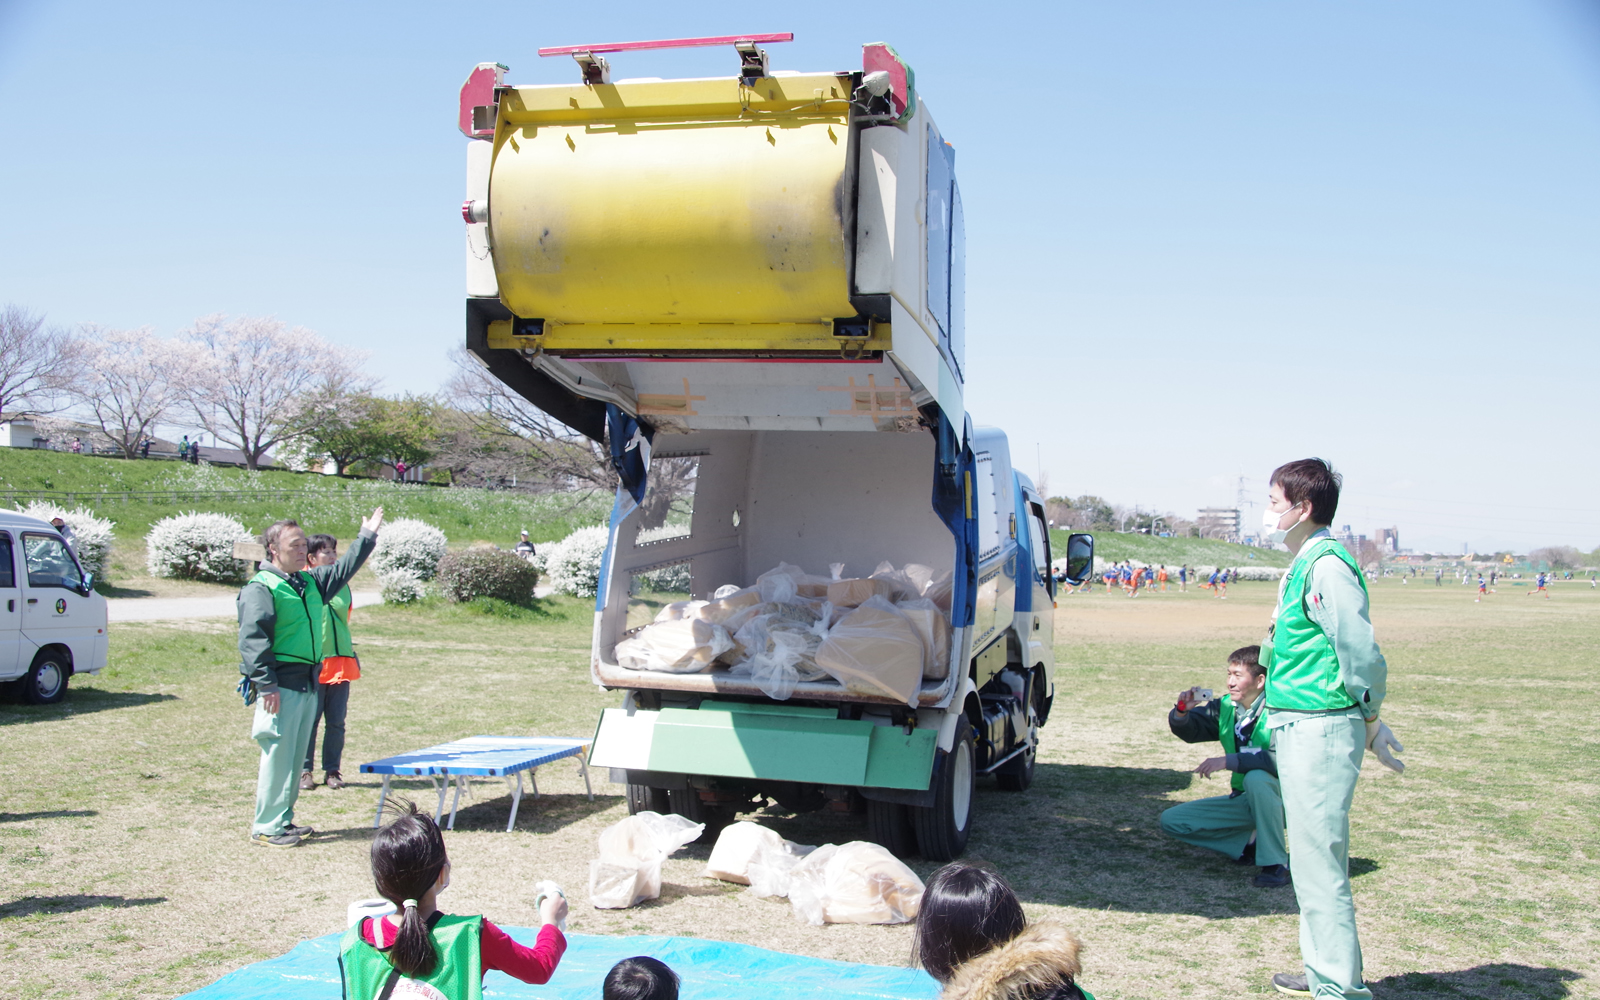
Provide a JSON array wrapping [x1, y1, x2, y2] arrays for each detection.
[[23, 534, 83, 590]]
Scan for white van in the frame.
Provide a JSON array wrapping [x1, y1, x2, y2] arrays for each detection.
[[0, 509, 109, 703]]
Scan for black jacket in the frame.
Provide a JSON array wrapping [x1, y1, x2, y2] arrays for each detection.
[[1168, 698, 1277, 780]]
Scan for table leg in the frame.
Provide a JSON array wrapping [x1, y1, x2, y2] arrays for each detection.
[[373, 775, 391, 829], [577, 753, 594, 802], [447, 775, 464, 831], [432, 776, 446, 823], [506, 771, 524, 833], [531, 768, 540, 800]]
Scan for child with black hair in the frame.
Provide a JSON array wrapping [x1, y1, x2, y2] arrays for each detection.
[[340, 801, 568, 999], [603, 956, 680, 1000], [913, 863, 1094, 1000]]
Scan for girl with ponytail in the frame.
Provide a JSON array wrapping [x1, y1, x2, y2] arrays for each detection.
[[340, 801, 568, 999]]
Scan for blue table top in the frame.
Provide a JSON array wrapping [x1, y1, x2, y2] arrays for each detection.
[[359, 735, 591, 777]]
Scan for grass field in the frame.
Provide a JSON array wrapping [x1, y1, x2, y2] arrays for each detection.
[[0, 450, 611, 588], [2, 577, 1596, 998]]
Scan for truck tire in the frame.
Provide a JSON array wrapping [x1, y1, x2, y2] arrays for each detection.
[[22, 650, 69, 706], [912, 726, 975, 861], [995, 742, 1035, 792], [667, 787, 729, 842], [627, 783, 669, 815], [866, 799, 917, 858]]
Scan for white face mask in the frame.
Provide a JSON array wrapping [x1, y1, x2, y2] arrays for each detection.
[[1262, 504, 1302, 545]]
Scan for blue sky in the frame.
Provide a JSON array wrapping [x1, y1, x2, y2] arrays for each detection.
[[3, 1, 1597, 553]]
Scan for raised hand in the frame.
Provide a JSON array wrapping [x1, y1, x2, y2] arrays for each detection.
[[361, 507, 385, 534]]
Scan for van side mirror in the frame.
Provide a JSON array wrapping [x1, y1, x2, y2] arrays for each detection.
[[1064, 534, 1095, 585], [79, 573, 95, 596]]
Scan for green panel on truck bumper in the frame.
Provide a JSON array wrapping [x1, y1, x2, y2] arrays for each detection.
[[587, 706, 936, 790]]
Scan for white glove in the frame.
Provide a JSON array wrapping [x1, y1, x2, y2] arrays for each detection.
[[1365, 719, 1405, 773]]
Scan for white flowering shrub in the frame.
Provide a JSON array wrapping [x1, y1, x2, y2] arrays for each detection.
[[371, 518, 448, 581], [638, 561, 691, 593], [543, 525, 610, 597], [379, 569, 428, 604], [23, 502, 115, 582], [146, 512, 254, 583]]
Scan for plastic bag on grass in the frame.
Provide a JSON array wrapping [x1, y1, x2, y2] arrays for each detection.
[[704, 821, 814, 885], [786, 842, 925, 926], [814, 596, 926, 707], [615, 618, 733, 674], [588, 811, 704, 908]]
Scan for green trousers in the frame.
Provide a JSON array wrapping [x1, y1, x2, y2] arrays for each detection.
[[1274, 709, 1371, 999], [1159, 768, 1287, 866], [251, 687, 317, 836]]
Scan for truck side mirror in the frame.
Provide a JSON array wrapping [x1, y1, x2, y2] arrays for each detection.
[[1063, 534, 1094, 585]]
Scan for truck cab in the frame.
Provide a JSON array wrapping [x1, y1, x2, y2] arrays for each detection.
[[456, 37, 1092, 858], [0, 509, 108, 704]]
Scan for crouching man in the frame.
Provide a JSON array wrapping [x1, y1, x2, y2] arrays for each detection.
[[1159, 645, 1289, 888]]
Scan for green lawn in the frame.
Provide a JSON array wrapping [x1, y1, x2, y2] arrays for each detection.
[[1, 577, 1596, 998], [0, 450, 611, 586], [1052, 528, 1291, 568]]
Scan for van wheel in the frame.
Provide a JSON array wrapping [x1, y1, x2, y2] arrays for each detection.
[[23, 650, 69, 705], [627, 783, 669, 815], [866, 799, 917, 858], [995, 742, 1035, 792], [912, 726, 975, 861]]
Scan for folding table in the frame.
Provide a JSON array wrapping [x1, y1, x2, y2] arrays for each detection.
[[360, 736, 593, 832]]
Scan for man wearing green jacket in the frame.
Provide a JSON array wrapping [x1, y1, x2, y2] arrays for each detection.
[[238, 507, 383, 847], [1260, 461, 1404, 998], [1161, 645, 1289, 889]]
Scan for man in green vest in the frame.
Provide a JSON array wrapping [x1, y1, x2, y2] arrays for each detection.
[[1260, 459, 1404, 998], [1160, 645, 1288, 888], [238, 508, 383, 847]]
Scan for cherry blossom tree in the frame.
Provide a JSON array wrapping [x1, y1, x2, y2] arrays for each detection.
[[0, 304, 78, 418], [182, 315, 371, 470], [67, 327, 188, 458]]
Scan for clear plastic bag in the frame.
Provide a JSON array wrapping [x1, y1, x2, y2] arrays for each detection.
[[785, 841, 925, 926], [894, 596, 952, 680], [814, 595, 926, 707], [588, 811, 704, 909], [614, 618, 734, 674], [731, 607, 832, 700], [704, 821, 814, 886]]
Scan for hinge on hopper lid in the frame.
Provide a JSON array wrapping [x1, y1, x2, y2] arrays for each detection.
[[512, 317, 545, 357], [833, 315, 874, 360]]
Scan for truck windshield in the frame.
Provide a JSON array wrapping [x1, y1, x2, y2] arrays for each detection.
[[23, 534, 83, 590]]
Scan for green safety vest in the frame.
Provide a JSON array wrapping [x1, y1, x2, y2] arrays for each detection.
[[1264, 538, 1364, 713], [324, 584, 353, 659], [250, 569, 325, 668], [1217, 694, 1272, 793], [340, 914, 482, 1000]]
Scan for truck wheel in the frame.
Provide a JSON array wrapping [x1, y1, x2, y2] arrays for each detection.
[[22, 650, 69, 706], [627, 783, 669, 815], [912, 726, 975, 861], [995, 742, 1035, 792], [866, 799, 917, 858], [667, 787, 729, 842]]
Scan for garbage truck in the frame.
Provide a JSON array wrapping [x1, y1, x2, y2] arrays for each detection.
[[457, 35, 1094, 860]]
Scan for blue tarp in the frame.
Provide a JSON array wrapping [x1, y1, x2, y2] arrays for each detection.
[[183, 928, 942, 1000]]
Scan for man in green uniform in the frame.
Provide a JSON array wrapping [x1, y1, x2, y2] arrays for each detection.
[[1160, 645, 1289, 888], [1260, 460, 1404, 997], [238, 507, 383, 847]]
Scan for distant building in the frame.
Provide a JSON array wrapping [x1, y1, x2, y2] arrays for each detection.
[[1197, 507, 1241, 542], [1376, 527, 1399, 553]]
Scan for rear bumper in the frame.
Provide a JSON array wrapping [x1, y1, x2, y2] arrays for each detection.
[[588, 701, 938, 791]]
